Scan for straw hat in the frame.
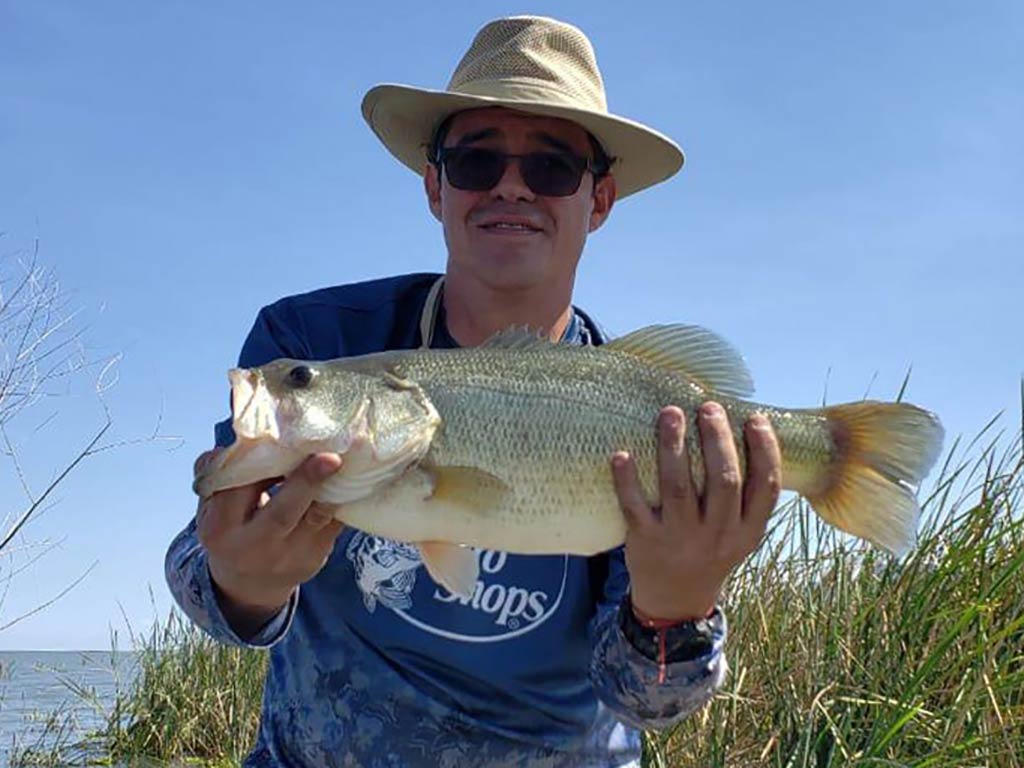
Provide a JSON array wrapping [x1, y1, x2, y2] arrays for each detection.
[[361, 15, 684, 199]]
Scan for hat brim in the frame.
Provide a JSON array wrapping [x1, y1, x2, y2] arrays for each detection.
[[361, 84, 684, 199]]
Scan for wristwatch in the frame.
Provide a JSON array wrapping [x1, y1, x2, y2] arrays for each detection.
[[618, 594, 722, 665]]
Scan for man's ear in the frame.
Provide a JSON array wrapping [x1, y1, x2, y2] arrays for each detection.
[[424, 163, 443, 222], [588, 174, 617, 233]]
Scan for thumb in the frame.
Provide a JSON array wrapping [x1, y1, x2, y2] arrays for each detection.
[[193, 447, 223, 479], [256, 453, 343, 538], [305, 452, 344, 481]]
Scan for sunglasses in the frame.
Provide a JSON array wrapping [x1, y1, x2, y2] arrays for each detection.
[[435, 146, 603, 197]]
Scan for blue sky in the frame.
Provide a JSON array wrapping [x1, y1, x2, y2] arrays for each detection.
[[0, 1, 1020, 650]]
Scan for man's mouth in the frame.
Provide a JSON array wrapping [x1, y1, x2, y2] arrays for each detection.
[[479, 219, 544, 234], [484, 223, 537, 232]]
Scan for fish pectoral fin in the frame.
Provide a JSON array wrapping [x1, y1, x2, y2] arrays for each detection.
[[417, 542, 478, 598], [427, 465, 513, 515], [604, 324, 755, 398]]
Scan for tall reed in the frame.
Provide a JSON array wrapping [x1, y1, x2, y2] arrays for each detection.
[[101, 611, 267, 766]]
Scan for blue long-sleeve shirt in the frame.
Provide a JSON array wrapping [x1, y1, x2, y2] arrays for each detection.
[[166, 272, 727, 767]]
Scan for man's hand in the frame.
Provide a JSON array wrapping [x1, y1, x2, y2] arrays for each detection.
[[612, 402, 781, 621], [194, 450, 345, 637]]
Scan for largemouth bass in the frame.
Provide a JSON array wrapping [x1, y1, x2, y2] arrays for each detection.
[[194, 325, 943, 597]]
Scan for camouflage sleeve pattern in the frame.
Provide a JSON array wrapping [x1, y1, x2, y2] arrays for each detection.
[[164, 518, 297, 648], [587, 547, 728, 731]]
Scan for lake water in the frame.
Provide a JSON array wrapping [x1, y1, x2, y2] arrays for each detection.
[[0, 650, 138, 767]]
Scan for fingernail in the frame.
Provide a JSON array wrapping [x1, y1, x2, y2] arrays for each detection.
[[313, 454, 343, 478], [700, 402, 723, 419], [750, 413, 770, 430], [660, 409, 683, 431], [612, 452, 630, 469]]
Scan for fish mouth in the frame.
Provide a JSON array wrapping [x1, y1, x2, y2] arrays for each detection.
[[192, 368, 299, 498], [230, 368, 279, 441]]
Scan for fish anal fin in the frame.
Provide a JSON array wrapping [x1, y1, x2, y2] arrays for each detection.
[[605, 324, 755, 398], [417, 542, 479, 598]]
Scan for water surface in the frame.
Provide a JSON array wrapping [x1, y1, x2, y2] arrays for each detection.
[[0, 650, 137, 766]]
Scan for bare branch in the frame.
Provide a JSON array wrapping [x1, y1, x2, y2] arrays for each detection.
[[2, 535, 65, 580], [0, 419, 111, 554], [1, 422, 36, 503], [0, 239, 172, 633], [0, 560, 97, 632]]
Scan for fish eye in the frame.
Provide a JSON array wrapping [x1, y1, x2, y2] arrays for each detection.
[[286, 365, 315, 388]]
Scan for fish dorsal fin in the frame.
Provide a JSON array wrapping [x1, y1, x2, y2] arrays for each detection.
[[480, 326, 552, 351], [605, 324, 755, 398]]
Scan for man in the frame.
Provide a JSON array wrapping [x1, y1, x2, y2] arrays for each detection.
[[167, 16, 781, 767]]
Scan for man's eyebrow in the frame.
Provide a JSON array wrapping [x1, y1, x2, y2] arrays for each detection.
[[531, 132, 578, 155], [453, 128, 500, 146]]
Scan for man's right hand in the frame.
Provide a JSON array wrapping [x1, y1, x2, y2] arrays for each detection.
[[194, 450, 345, 638]]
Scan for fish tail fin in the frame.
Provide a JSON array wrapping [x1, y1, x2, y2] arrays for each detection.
[[806, 401, 944, 555]]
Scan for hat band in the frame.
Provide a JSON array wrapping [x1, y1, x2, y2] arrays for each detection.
[[451, 78, 607, 114]]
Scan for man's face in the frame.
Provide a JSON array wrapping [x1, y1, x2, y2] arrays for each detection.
[[424, 107, 616, 294]]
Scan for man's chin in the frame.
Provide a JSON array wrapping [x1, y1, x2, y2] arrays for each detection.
[[474, 258, 551, 292]]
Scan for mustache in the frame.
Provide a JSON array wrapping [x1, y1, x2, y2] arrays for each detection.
[[469, 204, 550, 228]]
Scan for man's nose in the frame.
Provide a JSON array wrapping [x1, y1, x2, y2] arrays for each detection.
[[489, 156, 536, 202]]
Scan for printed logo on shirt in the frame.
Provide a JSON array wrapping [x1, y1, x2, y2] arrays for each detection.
[[345, 535, 422, 613], [345, 533, 568, 643]]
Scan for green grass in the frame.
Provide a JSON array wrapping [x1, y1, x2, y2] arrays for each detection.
[[654, 425, 1024, 767], [11, 426, 1024, 767], [101, 613, 268, 767]]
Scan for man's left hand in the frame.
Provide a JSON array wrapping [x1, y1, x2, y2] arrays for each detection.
[[611, 402, 782, 621]]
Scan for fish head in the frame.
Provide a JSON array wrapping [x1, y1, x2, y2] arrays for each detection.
[[193, 359, 379, 498], [193, 358, 440, 500]]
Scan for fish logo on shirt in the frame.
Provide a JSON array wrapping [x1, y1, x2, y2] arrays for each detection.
[[345, 534, 422, 613]]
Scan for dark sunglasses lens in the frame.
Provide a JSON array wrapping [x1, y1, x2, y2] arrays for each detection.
[[521, 153, 584, 196], [444, 148, 505, 191]]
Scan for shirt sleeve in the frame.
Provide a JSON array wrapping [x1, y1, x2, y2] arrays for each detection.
[[164, 304, 307, 648], [164, 519, 298, 648], [587, 546, 728, 731]]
